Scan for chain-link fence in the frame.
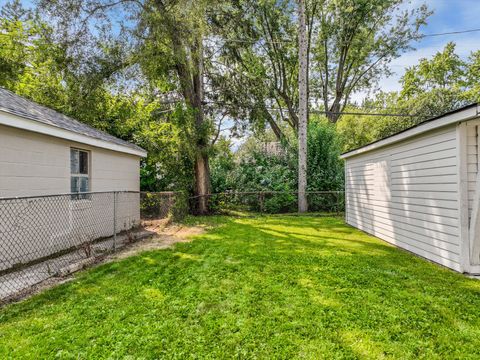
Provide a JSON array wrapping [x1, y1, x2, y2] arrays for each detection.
[[0, 190, 343, 304], [189, 191, 345, 215], [0, 191, 145, 303], [140, 191, 187, 220]]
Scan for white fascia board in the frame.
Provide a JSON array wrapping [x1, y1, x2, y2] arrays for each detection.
[[0, 110, 147, 158], [340, 105, 480, 159]]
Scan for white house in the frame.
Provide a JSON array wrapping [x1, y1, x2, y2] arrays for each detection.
[[0, 88, 146, 197], [0, 88, 147, 270], [341, 103, 480, 274]]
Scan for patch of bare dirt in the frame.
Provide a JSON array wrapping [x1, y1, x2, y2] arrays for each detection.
[[1, 221, 206, 307], [142, 218, 172, 232], [108, 221, 206, 260]]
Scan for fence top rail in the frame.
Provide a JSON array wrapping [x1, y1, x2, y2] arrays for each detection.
[[140, 191, 179, 195], [0, 190, 140, 201], [189, 190, 345, 199]]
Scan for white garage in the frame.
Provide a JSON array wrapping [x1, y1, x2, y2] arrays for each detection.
[[341, 104, 480, 274]]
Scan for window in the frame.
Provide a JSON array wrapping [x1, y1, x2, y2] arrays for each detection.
[[71, 148, 90, 198]]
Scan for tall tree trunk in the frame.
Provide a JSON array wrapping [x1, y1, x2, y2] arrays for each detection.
[[297, 0, 308, 212], [194, 150, 211, 214], [163, 9, 211, 214], [192, 35, 211, 214], [192, 104, 211, 215], [265, 109, 285, 141], [327, 99, 341, 123]]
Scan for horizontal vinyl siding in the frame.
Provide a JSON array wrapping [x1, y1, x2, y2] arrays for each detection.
[[345, 125, 461, 271], [0, 124, 141, 197]]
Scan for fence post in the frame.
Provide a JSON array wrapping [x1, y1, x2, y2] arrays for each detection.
[[336, 191, 340, 216], [260, 192, 266, 213], [113, 191, 117, 252]]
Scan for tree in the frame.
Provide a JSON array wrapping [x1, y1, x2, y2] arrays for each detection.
[[0, 2, 66, 98], [36, 0, 226, 213], [401, 42, 465, 95], [140, 0, 213, 213], [214, 118, 343, 212], [337, 42, 479, 153], [209, 137, 235, 194], [465, 50, 480, 102], [211, 0, 429, 144], [0, 1, 33, 88], [312, 0, 430, 123], [297, 0, 308, 212], [307, 118, 343, 191], [399, 42, 468, 118], [0, 1, 199, 196], [210, 0, 306, 139]]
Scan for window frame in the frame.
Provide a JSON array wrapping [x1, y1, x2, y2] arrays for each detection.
[[70, 148, 91, 199]]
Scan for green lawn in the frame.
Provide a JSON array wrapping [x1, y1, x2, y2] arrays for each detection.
[[1, 216, 480, 359]]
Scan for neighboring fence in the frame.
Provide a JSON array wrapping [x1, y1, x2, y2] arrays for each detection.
[[189, 191, 345, 215], [0, 190, 343, 303], [140, 191, 184, 220]]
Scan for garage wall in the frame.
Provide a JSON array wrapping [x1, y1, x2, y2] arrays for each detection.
[[345, 124, 461, 271], [0, 124, 70, 197]]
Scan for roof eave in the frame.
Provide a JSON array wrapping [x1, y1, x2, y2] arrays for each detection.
[[340, 104, 480, 159], [0, 110, 147, 158]]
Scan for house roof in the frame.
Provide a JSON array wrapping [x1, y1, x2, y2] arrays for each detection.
[[0, 87, 147, 157], [340, 103, 480, 159]]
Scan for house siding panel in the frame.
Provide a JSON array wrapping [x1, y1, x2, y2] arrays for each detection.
[[345, 125, 461, 271], [0, 124, 142, 270], [0, 124, 140, 197]]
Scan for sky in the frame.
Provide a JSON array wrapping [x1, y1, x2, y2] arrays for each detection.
[[351, 0, 480, 102], [4, 0, 479, 101], [2, 0, 479, 147]]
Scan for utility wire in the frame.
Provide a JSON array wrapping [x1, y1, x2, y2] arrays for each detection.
[[310, 98, 413, 112], [259, 104, 419, 118], [169, 99, 419, 117], [3, 27, 480, 43], [310, 110, 419, 117], [155, 108, 176, 114], [421, 28, 480, 37], [156, 105, 420, 119], [217, 28, 480, 44]]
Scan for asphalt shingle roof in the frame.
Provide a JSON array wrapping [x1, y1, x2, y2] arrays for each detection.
[[0, 87, 145, 153]]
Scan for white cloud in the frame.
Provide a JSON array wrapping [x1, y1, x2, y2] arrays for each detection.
[[350, 0, 480, 103]]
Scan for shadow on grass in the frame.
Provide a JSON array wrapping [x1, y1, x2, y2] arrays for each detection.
[[1, 215, 480, 359]]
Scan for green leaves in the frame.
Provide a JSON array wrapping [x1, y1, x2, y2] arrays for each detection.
[[0, 0, 212, 194], [211, 0, 300, 134], [312, 0, 430, 122], [210, 117, 343, 199], [401, 42, 466, 98], [337, 41, 480, 153], [0, 13, 51, 89]]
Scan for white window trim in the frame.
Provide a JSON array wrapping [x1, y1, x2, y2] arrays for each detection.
[[71, 148, 91, 195]]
